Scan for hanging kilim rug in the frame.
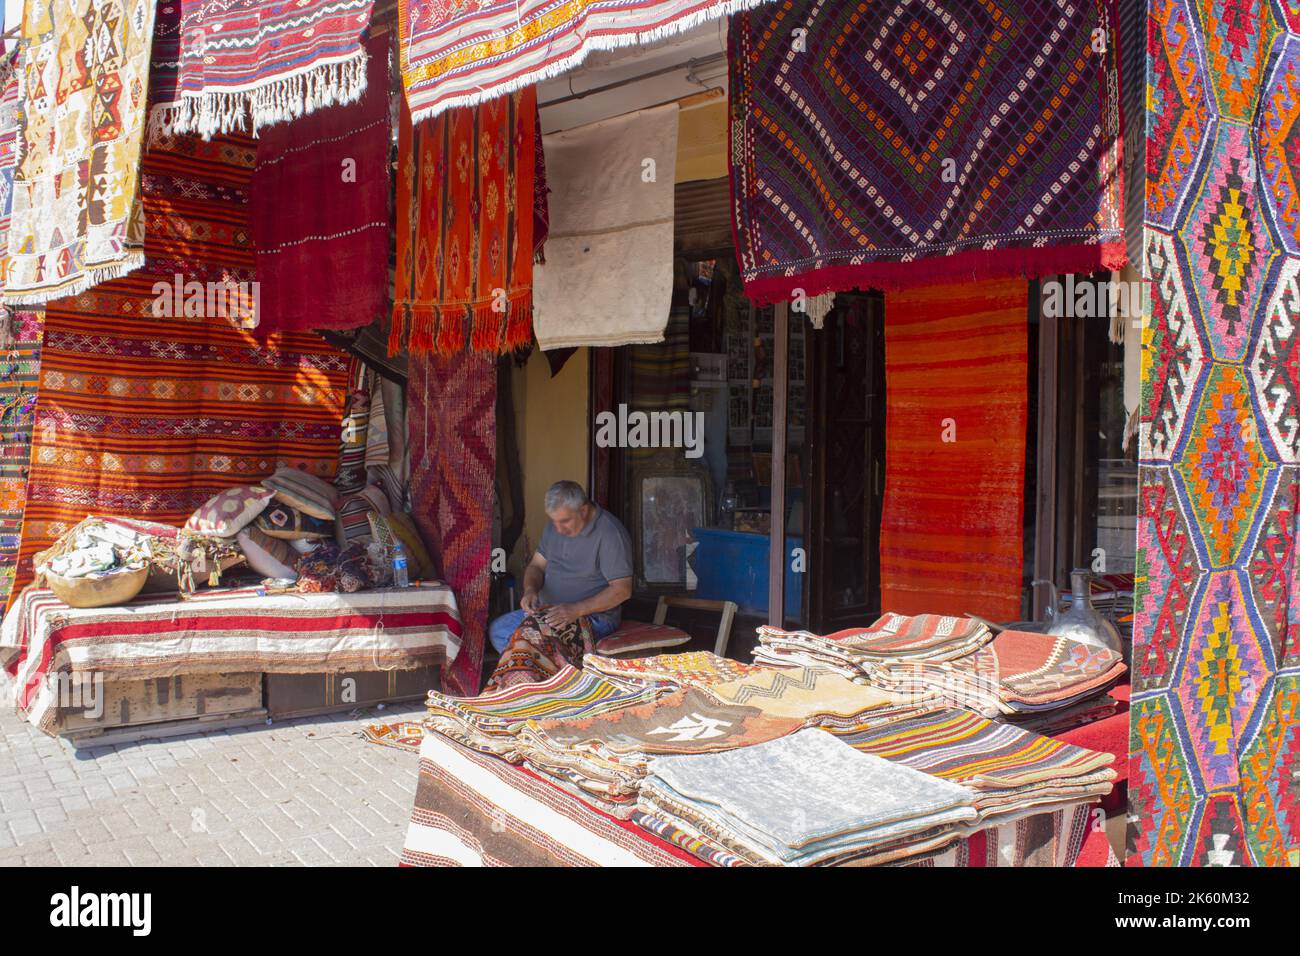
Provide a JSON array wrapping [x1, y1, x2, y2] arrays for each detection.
[[4, 0, 157, 305], [879, 278, 1028, 622], [1129, 0, 1299, 867], [9, 131, 349, 607], [728, 0, 1126, 315], [390, 88, 537, 356], [408, 350, 495, 696], [396, 0, 770, 123], [148, 0, 376, 139], [0, 310, 43, 608], [0, 45, 19, 266], [252, 30, 391, 335]]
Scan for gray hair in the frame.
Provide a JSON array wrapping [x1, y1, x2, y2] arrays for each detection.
[[544, 480, 588, 513]]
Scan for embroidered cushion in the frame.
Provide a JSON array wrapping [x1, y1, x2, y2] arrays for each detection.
[[595, 621, 692, 657], [184, 485, 275, 537], [254, 501, 334, 540], [262, 465, 338, 520], [237, 528, 298, 581], [334, 485, 390, 546], [383, 512, 436, 579]]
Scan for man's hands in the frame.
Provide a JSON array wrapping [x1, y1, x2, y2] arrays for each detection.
[[520, 589, 542, 613], [541, 603, 579, 628]]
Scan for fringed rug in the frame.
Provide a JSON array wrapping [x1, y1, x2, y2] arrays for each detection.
[[252, 30, 391, 335], [4, 0, 157, 305], [408, 351, 494, 696], [0, 310, 42, 608], [728, 0, 1126, 318], [149, 0, 375, 139], [396, 0, 769, 123], [1130, 0, 1299, 868], [879, 279, 1028, 621], [361, 720, 427, 753], [9, 131, 349, 605], [390, 89, 537, 356]]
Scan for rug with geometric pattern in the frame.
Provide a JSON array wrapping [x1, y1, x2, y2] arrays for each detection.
[[1129, 0, 1300, 867]]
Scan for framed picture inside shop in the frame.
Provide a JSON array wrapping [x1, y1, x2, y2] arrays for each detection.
[[630, 460, 713, 589]]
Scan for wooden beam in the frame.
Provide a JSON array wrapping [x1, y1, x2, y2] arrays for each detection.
[[769, 302, 790, 626]]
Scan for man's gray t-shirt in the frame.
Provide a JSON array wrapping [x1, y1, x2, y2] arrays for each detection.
[[538, 506, 634, 612]]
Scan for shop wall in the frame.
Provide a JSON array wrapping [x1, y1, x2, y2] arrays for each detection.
[[1130, 0, 1299, 865], [509, 348, 591, 576]]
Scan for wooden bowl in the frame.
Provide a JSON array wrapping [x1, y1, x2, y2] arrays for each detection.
[[45, 565, 149, 609]]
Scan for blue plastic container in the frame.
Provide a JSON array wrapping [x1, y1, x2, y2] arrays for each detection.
[[692, 527, 804, 620]]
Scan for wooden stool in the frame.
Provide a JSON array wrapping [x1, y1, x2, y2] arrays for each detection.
[[594, 596, 739, 658]]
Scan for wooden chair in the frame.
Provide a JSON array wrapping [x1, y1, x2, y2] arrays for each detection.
[[594, 596, 740, 659]]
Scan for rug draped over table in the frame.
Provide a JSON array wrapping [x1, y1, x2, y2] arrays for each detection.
[[7, 131, 350, 606], [408, 351, 495, 695], [728, 0, 1126, 318], [878, 279, 1028, 621], [1, 585, 461, 734], [533, 105, 678, 350], [4, 0, 157, 305], [390, 89, 537, 356], [1130, 0, 1299, 867], [148, 0, 376, 139], [251, 31, 391, 335], [396, 0, 770, 123]]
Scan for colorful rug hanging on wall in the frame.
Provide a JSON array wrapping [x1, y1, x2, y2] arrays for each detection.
[[396, 0, 769, 123], [408, 351, 495, 696], [1130, 0, 1299, 867], [4, 0, 157, 305], [879, 278, 1028, 622], [252, 30, 391, 335], [8, 132, 349, 606], [728, 0, 1126, 317], [0, 46, 19, 268], [0, 310, 43, 609], [390, 88, 538, 356], [148, 0, 375, 139]]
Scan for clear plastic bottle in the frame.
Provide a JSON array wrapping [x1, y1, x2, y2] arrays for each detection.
[[392, 542, 410, 588]]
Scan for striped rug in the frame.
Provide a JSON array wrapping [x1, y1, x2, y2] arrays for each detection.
[[9, 131, 349, 606], [879, 279, 1029, 621]]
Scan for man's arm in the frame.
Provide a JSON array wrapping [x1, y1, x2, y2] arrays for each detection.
[[542, 577, 631, 628], [520, 552, 546, 612]]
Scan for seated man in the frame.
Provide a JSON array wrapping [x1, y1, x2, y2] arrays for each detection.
[[489, 480, 633, 654]]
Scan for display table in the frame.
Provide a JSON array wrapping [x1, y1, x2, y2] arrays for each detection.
[[0, 585, 461, 741], [399, 732, 1100, 867]]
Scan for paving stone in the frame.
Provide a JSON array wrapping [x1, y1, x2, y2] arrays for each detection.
[[0, 704, 418, 865]]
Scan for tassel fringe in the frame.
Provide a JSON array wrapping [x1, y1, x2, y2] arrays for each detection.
[[149, 53, 368, 142], [392, 294, 535, 357]]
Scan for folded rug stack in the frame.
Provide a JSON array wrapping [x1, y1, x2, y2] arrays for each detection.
[[515, 686, 805, 817], [423, 665, 663, 760], [777, 625, 1127, 720], [636, 729, 979, 867], [582, 651, 767, 692], [830, 709, 1117, 829], [754, 613, 993, 678], [703, 665, 921, 728]]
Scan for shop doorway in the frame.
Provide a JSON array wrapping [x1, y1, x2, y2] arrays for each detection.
[[806, 293, 886, 632]]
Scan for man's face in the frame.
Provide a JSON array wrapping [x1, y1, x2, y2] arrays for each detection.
[[547, 504, 590, 538]]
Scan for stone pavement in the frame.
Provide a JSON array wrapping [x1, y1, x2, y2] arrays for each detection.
[[0, 701, 427, 866]]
